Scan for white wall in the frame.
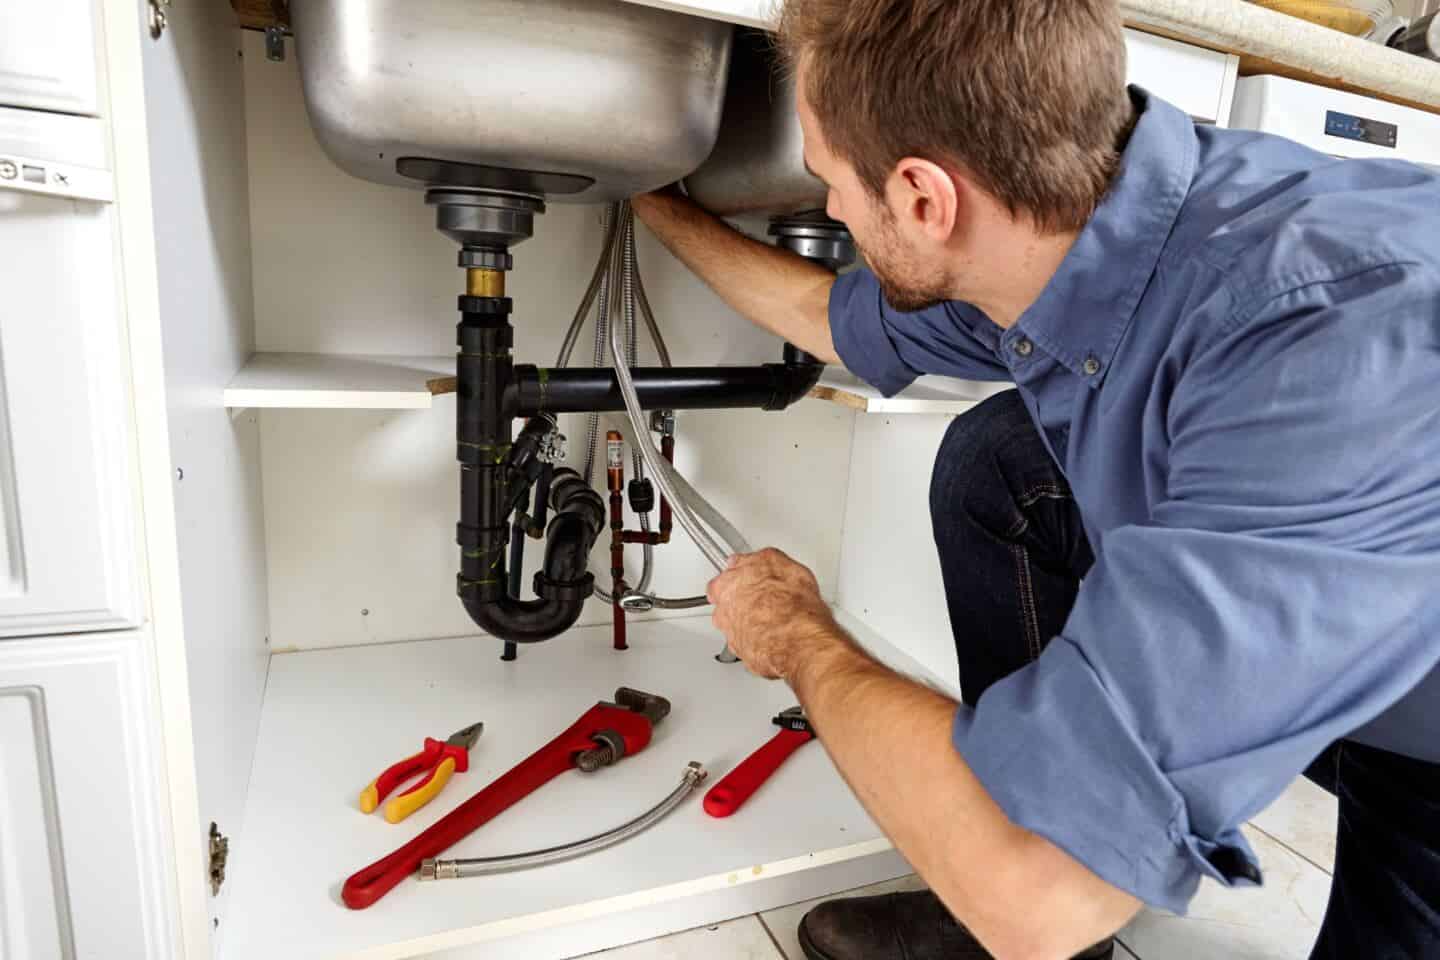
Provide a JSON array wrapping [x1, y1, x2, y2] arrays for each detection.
[[240, 31, 857, 651], [836, 414, 961, 696]]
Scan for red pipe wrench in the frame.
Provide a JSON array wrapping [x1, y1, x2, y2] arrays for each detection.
[[703, 706, 814, 818], [342, 687, 670, 909]]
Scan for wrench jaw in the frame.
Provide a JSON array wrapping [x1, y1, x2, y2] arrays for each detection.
[[613, 687, 671, 727], [575, 689, 671, 771]]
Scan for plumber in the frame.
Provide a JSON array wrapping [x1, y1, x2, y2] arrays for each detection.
[[632, 0, 1440, 958]]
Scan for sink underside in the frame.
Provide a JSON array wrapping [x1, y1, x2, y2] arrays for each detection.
[[291, 0, 734, 202]]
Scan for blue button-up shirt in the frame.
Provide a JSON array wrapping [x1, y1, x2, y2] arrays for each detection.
[[830, 89, 1440, 913]]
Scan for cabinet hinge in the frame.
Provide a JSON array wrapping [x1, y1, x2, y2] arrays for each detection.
[[208, 822, 229, 896], [147, 0, 172, 39]]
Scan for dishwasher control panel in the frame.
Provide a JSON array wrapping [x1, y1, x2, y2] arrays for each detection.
[[0, 153, 113, 203]]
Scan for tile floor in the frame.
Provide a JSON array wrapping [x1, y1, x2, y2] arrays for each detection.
[[581, 776, 1340, 959]]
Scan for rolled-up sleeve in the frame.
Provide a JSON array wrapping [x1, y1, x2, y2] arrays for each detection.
[[953, 267, 1440, 912], [829, 269, 1011, 395]]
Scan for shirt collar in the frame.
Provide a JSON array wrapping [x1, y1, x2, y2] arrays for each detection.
[[1013, 88, 1198, 388]]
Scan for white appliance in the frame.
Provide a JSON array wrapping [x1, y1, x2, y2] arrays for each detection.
[[1231, 73, 1440, 167], [0, 0, 113, 203], [0, 0, 136, 639], [0, 6, 150, 957]]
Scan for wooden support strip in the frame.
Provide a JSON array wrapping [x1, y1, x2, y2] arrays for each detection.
[[231, 0, 289, 32]]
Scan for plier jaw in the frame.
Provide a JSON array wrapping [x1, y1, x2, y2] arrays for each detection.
[[446, 722, 485, 752]]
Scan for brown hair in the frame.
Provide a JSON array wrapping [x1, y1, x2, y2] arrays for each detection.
[[778, 0, 1134, 233]]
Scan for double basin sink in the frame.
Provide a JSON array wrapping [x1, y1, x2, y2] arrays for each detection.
[[292, 0, 825, 213]]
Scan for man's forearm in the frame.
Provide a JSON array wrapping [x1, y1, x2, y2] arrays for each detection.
[[791, 631, 1140, 959], [631, 191, 842, 364]]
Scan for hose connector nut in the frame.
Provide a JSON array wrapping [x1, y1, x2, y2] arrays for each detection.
[[418, 858, 460, 881], [650, 410, 676, 437], [619, 592, 655, 612]]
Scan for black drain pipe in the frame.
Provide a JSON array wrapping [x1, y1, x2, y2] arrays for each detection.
[[456, 278, 605, 644], [510, 362, 823, 417]]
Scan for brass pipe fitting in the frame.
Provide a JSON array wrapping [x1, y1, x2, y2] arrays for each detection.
[[467, 268, 506, 298]]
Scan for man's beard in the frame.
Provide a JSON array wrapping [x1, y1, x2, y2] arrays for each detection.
[[856, 218, 951, 314]]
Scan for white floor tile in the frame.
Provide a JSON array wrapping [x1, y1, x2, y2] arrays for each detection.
[[578, 916, 784, 960], [1250, 776, 1338, 873], [1121, 825, 1332, 960], [758, 874, 927, 959]]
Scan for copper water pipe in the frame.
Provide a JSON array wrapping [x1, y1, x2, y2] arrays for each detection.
[[606, 431, 628, 651]]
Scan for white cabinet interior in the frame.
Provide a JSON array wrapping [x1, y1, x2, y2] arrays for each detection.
[[221, 616, 929, 960]]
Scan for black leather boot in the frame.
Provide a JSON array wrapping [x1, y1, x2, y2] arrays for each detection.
[[798, 889, 1114, 960]]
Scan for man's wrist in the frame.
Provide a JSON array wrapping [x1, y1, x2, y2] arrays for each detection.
[[787, 617, 871, 702]]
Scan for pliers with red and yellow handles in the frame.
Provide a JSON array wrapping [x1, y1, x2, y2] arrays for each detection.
[[359, 722, 484, 824]]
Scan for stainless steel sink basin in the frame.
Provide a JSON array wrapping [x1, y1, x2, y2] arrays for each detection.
[[684, 31, 827, 217], [291, 0, 734, 201]]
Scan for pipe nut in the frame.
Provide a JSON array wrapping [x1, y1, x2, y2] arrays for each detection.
[[458, 248, 514, 271]]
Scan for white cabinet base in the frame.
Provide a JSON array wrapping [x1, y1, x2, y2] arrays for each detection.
[[219, 614, 930, 960]]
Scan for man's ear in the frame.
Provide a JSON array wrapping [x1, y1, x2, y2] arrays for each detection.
[[889, 157, 960, 243]]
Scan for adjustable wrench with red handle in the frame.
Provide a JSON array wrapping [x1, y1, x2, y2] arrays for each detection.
[[342, 687, 670, 909], [703, 706, 814, 818]]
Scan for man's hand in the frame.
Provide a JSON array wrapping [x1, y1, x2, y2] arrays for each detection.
[[706, 548, 841, 680]]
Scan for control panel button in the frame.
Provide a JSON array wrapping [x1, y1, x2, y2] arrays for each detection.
[[21, 165, 45, 184], [0, 160, 17, 180]]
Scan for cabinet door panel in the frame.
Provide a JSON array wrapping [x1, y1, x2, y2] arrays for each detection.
[[0, 633, 173, 960], [0, 687, 72, 960], [0, 190, 140, 637], [0, 0, 101, 115]]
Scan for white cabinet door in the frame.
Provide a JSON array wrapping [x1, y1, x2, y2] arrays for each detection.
[[0, 0, 101, 116], [0, 177, 140, 637], [0, 631, 175, 960]]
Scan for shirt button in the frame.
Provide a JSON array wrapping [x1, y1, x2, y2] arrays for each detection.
[[1013, 337, 1034, 358], [1083, 355, 1102, 376]]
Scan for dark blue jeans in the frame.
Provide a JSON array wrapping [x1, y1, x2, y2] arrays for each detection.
[[928, 390, 1440, 959]]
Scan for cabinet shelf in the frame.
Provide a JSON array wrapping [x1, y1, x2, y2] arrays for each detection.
[[220, 612, 923, 960], [224, 352, 1003, 416], [223, 353, 454, 410], [812, 370, 1012, 416]]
